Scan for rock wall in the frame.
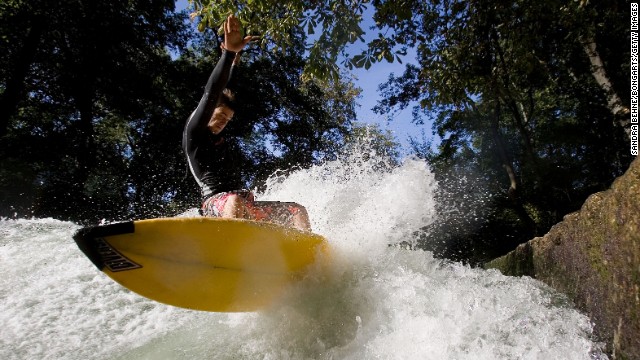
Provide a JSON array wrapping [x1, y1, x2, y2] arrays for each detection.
[[485, 157, 640, 360]]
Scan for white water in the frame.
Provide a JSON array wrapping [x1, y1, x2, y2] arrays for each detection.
[[0, 152, 606, 359]]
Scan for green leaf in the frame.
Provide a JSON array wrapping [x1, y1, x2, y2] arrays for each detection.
[[384, 50, 394, 63], [307, 20, 315, 35]]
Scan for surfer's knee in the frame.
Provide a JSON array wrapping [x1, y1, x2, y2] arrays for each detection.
[[294, 204, 308, 217], [290, 204, 311, 231], [221, 194, 250, 218]]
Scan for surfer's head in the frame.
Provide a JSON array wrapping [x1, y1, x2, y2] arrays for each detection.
[[208, 89, 236, 134]]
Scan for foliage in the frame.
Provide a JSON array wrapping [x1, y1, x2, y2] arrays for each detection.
[[189, 0, 397, 81], [0, 0, 362, 223], [1, 0, 188, 222], [390, 0, 633, 262]]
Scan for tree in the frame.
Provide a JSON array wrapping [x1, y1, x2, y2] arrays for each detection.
[[0, 0, 189, 221], [0, 1, 363, 222]]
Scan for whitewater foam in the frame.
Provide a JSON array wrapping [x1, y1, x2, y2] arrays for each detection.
[[0, 154, 607, 359]]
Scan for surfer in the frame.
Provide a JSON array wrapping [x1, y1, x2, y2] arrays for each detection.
[[183, 14, 311, 231]]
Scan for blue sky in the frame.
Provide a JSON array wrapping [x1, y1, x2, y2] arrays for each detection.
[[175, 0, 425, 154]]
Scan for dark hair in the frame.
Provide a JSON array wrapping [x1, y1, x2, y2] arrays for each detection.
[[216, 88, 236, 112]]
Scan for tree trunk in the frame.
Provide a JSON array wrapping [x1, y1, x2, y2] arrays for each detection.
[[490, 104, 538, 237], [468, 97, 539, 237], [581, 37, 631, 137]]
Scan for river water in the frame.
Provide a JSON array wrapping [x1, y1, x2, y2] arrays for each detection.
[[0, 154, 606, 359]]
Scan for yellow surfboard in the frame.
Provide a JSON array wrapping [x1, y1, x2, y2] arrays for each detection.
[[73, 217, 329, 312]]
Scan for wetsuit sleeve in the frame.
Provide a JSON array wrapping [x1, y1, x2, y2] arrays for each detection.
[[182, 50, 238, 197], [227, 61, 240, 91], [187, 50, 237, 131]]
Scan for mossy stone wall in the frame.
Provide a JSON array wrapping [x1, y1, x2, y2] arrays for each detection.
[[486, 157, 640, 359]]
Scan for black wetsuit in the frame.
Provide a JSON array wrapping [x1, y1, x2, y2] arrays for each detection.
[[182, 50, 242, 199]]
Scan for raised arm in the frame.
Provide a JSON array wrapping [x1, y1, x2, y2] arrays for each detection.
[[187, 51, 235, 131], [187, 15, 256, 130]]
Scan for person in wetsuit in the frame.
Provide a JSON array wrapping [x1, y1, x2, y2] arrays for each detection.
[[182, 14, 311, 231]]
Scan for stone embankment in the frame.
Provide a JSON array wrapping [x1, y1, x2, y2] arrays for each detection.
[[486, 157, 639, 359]]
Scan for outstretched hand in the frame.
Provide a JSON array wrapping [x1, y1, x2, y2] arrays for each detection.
[[222, 14, 259, 53]]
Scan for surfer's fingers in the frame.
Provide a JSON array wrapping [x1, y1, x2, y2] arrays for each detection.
[[224, 14, 234, 35], [241, 35, 260, 46]]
